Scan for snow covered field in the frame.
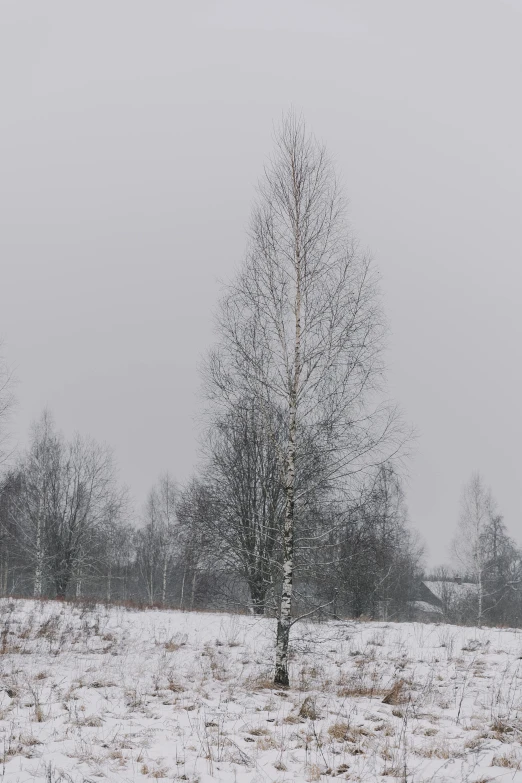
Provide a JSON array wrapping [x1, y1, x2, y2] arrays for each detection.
[[1, 600, 522, 782]]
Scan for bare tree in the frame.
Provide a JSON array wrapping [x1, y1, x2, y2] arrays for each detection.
[[100, 516, 134, 602], [136, 474, 179, 605], [452, 472, 493, 623], [155, 474, 179, 605], [0, 343, 15, 466], [176, 479, 215, 611], [136, 491, 162, 605], [16, 411, 126, 599], [480, 511, 520, 623], [17, 411, 57, 596], [206, 113, 404, 685], [204, 399, 285, 614], [0, 470, 23, 595]]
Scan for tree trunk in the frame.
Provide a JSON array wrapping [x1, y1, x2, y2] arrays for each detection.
[[190, 569, 197, 610], [55, 555, 72, 600], [274, 201, 301, 686], [180, 564, 186, 611], [147, 564, 154, 605], [34, 517, 43, 597], [162, 556, 168, 605], [275, 247, 300, 684], [1, 553, 7, 596], [478, 568, 483, 624], [274, 446, 295, 685], [249, 577, 267, 616], [55, 575, 69, 600]]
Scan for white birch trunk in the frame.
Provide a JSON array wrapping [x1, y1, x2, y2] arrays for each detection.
[[34, 517, 43, 598], [274, 422, 296, 685], [274, 232, 301, 686], [478, 568, 483, 624]]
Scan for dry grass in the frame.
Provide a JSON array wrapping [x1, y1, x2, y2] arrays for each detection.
[[491, 750, 521, 769], [1, 598, 522, 783], [416, 742, 451, 759], [299, 695, 320, 720], [328, 720, 351, 741], [338, 684, 385, 698], [381, 679, 405, 705]]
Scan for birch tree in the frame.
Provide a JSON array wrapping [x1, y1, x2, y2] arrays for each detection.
[[17, 411, 58, 596], [452, 472, 492, 623], [155, 474, 179, 605], [136, 475, 179, 605], [206, 113, 403, 685], [16, 411, 126, 599], [136, 492, 162, 605], [453, 475, 520, 625], [44, 434, 124, 599]]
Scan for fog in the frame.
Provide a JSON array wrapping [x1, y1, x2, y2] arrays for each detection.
[[1, 0, 521, 564]]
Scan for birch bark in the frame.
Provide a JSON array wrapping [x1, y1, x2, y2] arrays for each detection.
[[275, 199, 302, 685]]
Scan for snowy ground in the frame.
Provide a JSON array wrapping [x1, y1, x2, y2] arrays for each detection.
[[1, 600, 522, 782]]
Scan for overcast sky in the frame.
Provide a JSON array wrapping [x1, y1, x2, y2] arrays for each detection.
[[1, 0, 521, 565]]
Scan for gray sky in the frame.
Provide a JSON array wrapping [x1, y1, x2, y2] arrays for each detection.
[[1, 0, 521, 565]]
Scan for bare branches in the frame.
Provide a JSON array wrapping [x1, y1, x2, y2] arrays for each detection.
[[13, 411, 127, 599], [202, 112, 409, 684], [0, 342, 15, 466]]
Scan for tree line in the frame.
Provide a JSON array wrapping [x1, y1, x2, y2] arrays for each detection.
[[0, 410, 421, 619], [1, 113, 521, 685], [428, 472, 522, 628]]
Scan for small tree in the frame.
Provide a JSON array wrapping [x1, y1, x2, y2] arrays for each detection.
[[176, 480, 214, 610], [452, 472, 496, 623], [332, 463, 421, 620], [481, 509, 519, 624]]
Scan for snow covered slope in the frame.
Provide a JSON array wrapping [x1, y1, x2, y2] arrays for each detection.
[[1, 598, 522, 781]]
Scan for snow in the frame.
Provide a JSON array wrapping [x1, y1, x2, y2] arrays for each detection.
[[1, 599, 522, 782]]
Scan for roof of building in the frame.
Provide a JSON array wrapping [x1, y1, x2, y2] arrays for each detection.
[[423, 580, 478, 603]]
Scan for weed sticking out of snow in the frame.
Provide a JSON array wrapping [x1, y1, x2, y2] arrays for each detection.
[[1, 599, 522, 781]]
